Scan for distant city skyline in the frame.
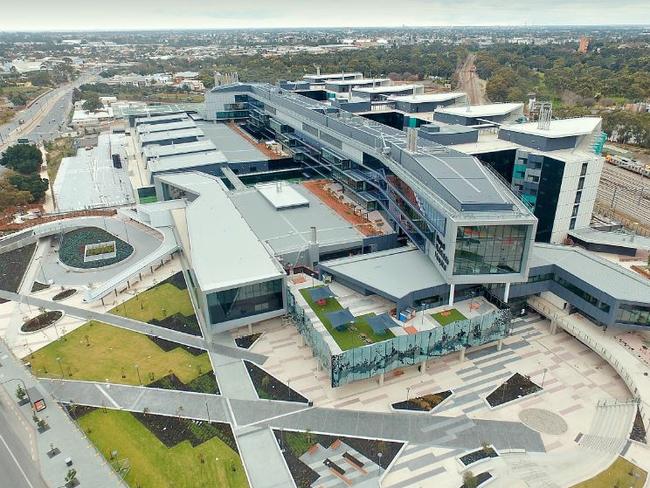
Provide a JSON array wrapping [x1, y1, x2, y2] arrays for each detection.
[[0, 0, 648, 31]]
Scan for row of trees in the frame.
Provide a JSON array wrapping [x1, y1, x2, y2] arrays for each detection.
[[0, 144, 49, 210]]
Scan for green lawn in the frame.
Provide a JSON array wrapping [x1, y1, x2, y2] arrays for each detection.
[[431, 308, 467, 326], [571, 456, 647, 488], [27, 321, 211, 385], [299, 287, 394, 351], [110, 282, 195, 323], [78, 409, 248, 488]]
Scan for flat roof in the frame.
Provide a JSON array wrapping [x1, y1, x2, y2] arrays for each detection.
[[136, 120, 197, 134], [134, 113, 190, 126], [530, 244, 650, 303], [113, 103, 202, 118], [501, 117, 601, 138], [319, 247, 446, 300], [436, 103, 523, 118], [53, 133, 134, 212], [325, 78, 389, 86], [139, 127, 204, 145], [352, 85, 418, 94], [156, 172, 283, 292], [568, 227, 650, 252], [143, 140, 217, 159], [256, 182, 310, 209], [389, 92, 466, 103], [229, 183, 364, 257], [303, 72, 362, 81], [196, 122, 268, 163], [148, 150, 227, 174]]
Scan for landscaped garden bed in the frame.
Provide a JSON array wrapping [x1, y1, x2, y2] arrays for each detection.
[[299, 286, 395, 350], [0, 243, 36, 303], [52, 288, 77, 301], [432, 308, 467, 326], [21, 310, 63, 332], [73, 407, 248, 488], [245, 360, 308, 403], [58, 227, 133, 269], [458, 445, 499, 468], [148, 371, 219, 395], [461, 471, 492, 488], [273, 430, 403, 488], [391, 390, 452, 412], [31, 281, 50, 293], [27, 321, 214, 394], [235, 333, 262, 349], [111, 272, 202, 337], [630, 407, 647, 444], [486, 373, 542, 408]]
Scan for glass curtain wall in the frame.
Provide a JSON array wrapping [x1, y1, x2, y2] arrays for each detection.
[[453, 225, 528, 276], [206, 279, 283, 324]]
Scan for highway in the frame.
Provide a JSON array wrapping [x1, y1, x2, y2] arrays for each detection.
[[0, 71, 98, 155], [0, 395, 47, 488]]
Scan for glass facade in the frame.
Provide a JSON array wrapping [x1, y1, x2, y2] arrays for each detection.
[[616, 304, 650, 327], [453, 225, 528, 275], [553, 275, 610, 313], [206, 279, 283, 324]]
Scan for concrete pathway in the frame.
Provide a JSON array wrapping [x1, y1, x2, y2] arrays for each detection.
[[0, 339, 124, 488]]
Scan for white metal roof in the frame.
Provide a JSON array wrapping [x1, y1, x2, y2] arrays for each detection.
[[255, 182, 310, 209], [436, 103, 523, 117], [325, 78, 390, 86], [134, 113, 190, 126], [139, 128, 204, 144], [352, 84, 418, 94], [143, 140, 217, 159], [501, 117, 601, 138], [303, 72, 362, 81], [148, 150, 227, 174], [155, 172, 284, 293], [388, 92, 466, 103], [136, 120, 197, 135]]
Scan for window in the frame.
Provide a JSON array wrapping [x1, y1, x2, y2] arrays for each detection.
[[569, 218, 577, 230], [617, 304, 650, 326], [528, 272, 554, 283], [554, 275, 609, 312], [453, 225, 528, 276], [578, 177, 585, 190], [572, 205, 579, 217], [580, 162, 588, 176], [574, 191, 582, 204], [206, 279, 284, 324], [320, 131, 343, 149]]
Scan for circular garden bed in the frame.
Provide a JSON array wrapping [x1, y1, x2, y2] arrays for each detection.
[[53, 289, 77, 301], [21, 311, 63, 332], [58, 227, 134, 269]]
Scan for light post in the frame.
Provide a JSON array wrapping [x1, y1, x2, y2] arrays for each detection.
[[205, 401, 210, 423], [377, 452, 383, 472], [406, 387, 411, 401], [135, 365, 141, 385], [541, 368, 548, 388], [56, 357, 64, 378]]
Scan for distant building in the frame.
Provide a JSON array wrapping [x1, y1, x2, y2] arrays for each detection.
[[578, 36, 590, 54]]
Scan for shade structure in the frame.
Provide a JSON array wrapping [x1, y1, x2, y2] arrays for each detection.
[[326, 309, 355, 331], [366, 313, 395, 335], [308, 286, 336, 303]]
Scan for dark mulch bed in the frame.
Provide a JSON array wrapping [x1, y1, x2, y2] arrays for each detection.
[[132, 412, 238, 452], [148, 372, 220, 395], [150, 313, 201, 336], [158, 271, 188, 290], [630, 407, 647, 444], [31, 281, 50, 292], [21, 310, 63, 332], [273, 430, 403, 488], [64, 404, 97, 421], [459, 447, 498, 467], [0, 243, 36, 303], [52, 289, 77, 301], [235, 333, 262, 349], [146, 335, 204, 356], [58, 227, 133, 269], [244, 360, 308, 403], [392, 391, 452, 412], [486, 373, 542, 408], [460, 472, 492, 488]]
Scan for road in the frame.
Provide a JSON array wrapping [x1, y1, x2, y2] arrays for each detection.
[[0, 71, 98, 155], [0, 396, 47, 488], [456, 53, 489, 105]]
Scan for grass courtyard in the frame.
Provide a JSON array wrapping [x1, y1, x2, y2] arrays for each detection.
[[299, 287, 394, 351], [78, 409, 248, 488], [571, 456, 647, 488], [110, 272, 201, 336], [27, 320, 211, 386], [431, 308, 467, 326]]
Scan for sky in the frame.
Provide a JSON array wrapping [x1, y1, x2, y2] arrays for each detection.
[[0, 0, 648, 31]]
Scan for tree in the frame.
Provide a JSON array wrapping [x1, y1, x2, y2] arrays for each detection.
[[463, 471, 478, 488], [9, 93, 28, 106], [82, 93, 103, 112], [16, 384, 26, 401], [0, 176, 31, 210], [0, 144, 43, 174], [8, 173, 49, 202]]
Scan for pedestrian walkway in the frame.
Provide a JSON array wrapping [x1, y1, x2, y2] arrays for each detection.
[[0, 339, 123, 488]]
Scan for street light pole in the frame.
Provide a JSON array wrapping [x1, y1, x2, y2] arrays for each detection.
[[135, 364, 141, 385], [56, 357, 64, 378], [205, 401, 210, 423]]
